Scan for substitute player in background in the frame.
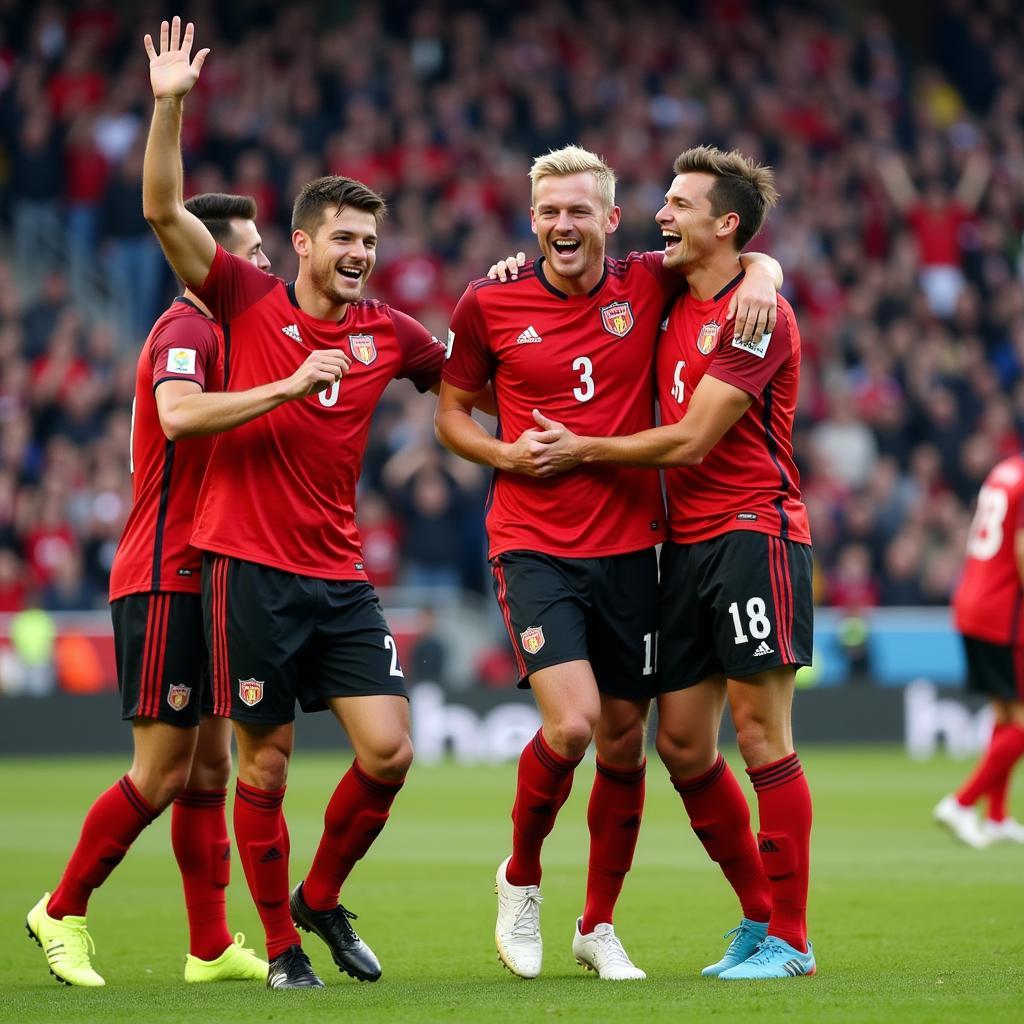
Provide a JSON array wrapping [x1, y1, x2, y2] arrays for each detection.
[[525, 146, 815, 980], [142, 19, 451, 990], [25, 193, 351, 987], [437, 144, 780, 981], [935, 456, 1024, 847]]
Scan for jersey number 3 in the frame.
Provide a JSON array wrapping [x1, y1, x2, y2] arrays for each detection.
[[573, 356, 595, 402]]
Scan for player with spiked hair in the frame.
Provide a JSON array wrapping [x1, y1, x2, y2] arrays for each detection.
[[518, 145, 816, 980], [438, 143, 782, 981]]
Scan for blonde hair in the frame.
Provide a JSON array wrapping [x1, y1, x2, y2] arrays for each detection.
[[529, 145, 616, 211], [673, 145, 779, 249]]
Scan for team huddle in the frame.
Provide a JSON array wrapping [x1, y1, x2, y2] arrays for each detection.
[[25, 18, 815, 990]]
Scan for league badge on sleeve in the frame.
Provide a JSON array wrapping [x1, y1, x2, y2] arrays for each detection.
[[600, 301, 635, 338], [697, 321, 721, 355], [167, 684, 192, 711], [167, 348, 197, 374], [520, 626, 545, 655], [731, 331, 772, 359], [349, 334, 377, 365], [238, 678, 264, 707]]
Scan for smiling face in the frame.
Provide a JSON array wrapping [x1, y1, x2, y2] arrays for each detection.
[[656, 172, 739, 270], [530, 172, 620, 294], [294, 205, 378, 308]]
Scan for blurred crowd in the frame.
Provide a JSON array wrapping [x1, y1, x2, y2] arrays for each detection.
[[1, 0, 1024, 615]]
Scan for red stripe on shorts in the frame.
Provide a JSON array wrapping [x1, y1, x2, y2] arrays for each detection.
[[213, 558, 231, 716], [769, 537, 793, 665], [139, 594, 158, 716], [492, 562, 528, 680]]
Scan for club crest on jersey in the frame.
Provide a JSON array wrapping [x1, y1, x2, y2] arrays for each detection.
[[697, 321, 721, 355], [520, 626, 545, 655], [600, 301, 634, 338], [349, 334, 377, 365], [238, 678, 264, 707], [167, 685, 192, 711]]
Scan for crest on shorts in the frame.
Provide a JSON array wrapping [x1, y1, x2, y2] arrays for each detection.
[[520, 626, 545, 655], [697, 320, 721, 355], [600, 301, 634, 338], [238, 678, 264, 707], [349, 334, 377, 365], [167, 684, 192, 712]]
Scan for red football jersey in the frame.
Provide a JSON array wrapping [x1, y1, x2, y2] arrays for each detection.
[[444, 254, 681, 559], [657, 275, 810, 545], [191, 246, 445, 580], [109, 298, 222, 599], [953, 455, 1024, 645]]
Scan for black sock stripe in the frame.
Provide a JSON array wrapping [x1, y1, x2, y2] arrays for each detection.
[[119, 776, 157, 823], [595, 759, 647, 786], [531, 733, 580, 775], [672, 753, 727, 795]]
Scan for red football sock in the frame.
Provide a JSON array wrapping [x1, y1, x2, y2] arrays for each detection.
[[302, 761, 405, 912], [48, 775, 158, 920], [172, 788, 234, 961], [748, 753, 812, 953], [958, 722, 1024, 816], [580, 759, 645, 934], [233, 780, 300, 961], [672, 753, 772, 923], [506, 730, 582, 887]]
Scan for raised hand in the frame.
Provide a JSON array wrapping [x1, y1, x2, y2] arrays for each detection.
[[143, 16, 210, 100]]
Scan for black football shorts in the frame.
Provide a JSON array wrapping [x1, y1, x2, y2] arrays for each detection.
[[490, 547, 659, 699], [658, 532, 813, 691]]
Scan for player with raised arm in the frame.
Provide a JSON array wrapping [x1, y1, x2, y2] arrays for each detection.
[[935, 456, 1024, 848], [141, 18, 450, 990], [24, 191, 353, 987], [521, 146, 816, 980], [436, 144, 781, 981]]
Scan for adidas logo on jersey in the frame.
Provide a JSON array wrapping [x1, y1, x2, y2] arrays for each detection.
[[282, 324, 302, 344], [516, 325, 542, 344], [752, 641, 775, 657]]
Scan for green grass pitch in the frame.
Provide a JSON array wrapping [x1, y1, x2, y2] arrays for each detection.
[[1, 746, 1021, 1023]]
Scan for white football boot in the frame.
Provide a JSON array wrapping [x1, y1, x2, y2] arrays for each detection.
[[982, 816, 1024, 844], [494, 856, 543, 979], [933, 795, 990, 849], [572, 919, 646, 980]]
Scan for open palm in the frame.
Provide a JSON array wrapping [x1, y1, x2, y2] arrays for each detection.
[[143, 16, 209, 100]]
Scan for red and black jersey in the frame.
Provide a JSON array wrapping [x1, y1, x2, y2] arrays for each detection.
[[954, 455, 1024, 645], [657, 274, 810, 545], [109, 298, 222, 600], [191, 245, 445, 580], [444, 254, 681, 559]]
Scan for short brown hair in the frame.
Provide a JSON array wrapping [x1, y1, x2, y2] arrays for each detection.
[[291, 176, 387, 234], [184, 193, 258, 246], [672, 146, 779, 250]]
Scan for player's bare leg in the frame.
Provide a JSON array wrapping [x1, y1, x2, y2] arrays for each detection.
[[28, 720, 196, 986], [233, 722, 319, 989], [719, 667, 815, 980], [572, 694, 648, 980], [940, 698, 1024, 846], [176, 715, 266, 982], [494, 660, 596, 978], [656, 679, 772, 975], [291, 695, 412, 983]]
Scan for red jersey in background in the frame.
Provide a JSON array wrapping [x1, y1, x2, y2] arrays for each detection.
[[954, 455, 1024, 645]]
